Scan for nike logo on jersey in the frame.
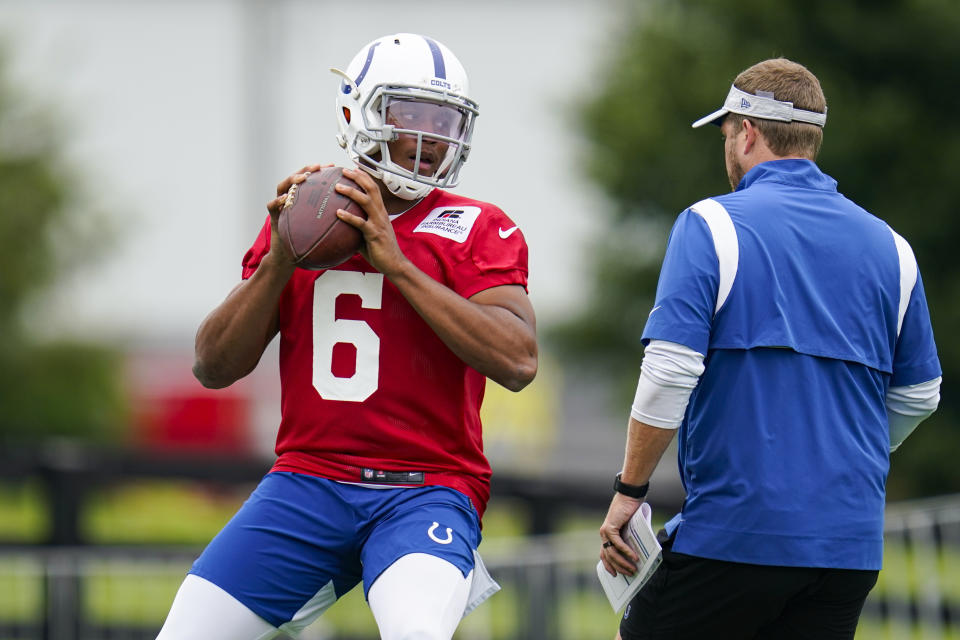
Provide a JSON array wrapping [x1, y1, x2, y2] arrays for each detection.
[[427, 522, 454, 544], [648, 305, 662, 317], [498, 226, 519, 239]]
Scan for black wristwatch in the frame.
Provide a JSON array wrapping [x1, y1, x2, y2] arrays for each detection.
[[614, 472, 649, 499]]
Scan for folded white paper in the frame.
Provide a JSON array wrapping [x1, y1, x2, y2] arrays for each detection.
[[596, 502, 663, 613]]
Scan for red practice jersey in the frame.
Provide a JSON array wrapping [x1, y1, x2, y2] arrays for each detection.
[[241, 188, 528, 517]]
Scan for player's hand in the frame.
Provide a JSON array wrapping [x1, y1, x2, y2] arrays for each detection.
[[599, 492, 642, 577], [335, 168, 410, 277], [264, 163, 332, 268]]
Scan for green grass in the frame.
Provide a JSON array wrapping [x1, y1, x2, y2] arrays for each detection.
[[556, 591, 621, 639], [873, 539, 960, 602], [0, 556, 42, 620], [83, 480, 251, 544], [84, 561, 186, 624], [0, 482, 47, 541], [856, 617, 960, 640]]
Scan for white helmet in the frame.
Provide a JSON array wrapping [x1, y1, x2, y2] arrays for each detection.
[[332, 33, 479, 200]]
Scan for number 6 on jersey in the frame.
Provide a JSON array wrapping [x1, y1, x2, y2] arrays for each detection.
[[312, 271, 384, 401]]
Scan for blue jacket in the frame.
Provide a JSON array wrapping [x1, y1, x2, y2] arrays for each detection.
[[643, 159, 940, 569]]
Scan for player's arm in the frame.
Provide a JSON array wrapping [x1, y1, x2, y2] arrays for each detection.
[[335, 168, 538, 392], [402, 279, 537, 392], [192, 257, 292, 389], [193, 166, 323, 389]]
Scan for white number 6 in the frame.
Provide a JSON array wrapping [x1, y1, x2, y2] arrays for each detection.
[[312, 270, 384, 402]]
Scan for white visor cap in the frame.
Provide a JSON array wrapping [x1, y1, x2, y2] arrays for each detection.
[[692, 85, 827, 128]]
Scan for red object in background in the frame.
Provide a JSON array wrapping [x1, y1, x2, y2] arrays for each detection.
[[134, 387, 251, 454], [126, 350, 272, 456]]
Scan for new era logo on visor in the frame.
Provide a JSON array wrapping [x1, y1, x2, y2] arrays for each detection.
[[740, 97, 751, 109]]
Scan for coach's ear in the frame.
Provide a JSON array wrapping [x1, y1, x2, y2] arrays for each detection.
[[741, 118, 760, 154]]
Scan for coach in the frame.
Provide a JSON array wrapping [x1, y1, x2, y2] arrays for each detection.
[[598, 58, 942, 639]]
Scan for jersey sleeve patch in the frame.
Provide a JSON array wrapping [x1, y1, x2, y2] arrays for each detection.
[[414, 206, 482, 243]]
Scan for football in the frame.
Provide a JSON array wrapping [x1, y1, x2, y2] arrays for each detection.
[[278, 166, 367, 270]]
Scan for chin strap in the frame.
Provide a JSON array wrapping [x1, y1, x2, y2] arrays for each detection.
[[351, 144, 438, 201], [382, 170, 434, 200]]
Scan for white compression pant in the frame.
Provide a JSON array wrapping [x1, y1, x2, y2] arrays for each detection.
[[155, 553, 473, 640], [369, 553, 473, 640], [155, 575, 276, 640]]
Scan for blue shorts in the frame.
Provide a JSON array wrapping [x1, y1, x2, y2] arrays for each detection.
[[189, 471, 482, 628]]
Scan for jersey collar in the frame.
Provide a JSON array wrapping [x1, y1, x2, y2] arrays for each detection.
[[389, 187, 444, 221], [737, 159, 838, 193]]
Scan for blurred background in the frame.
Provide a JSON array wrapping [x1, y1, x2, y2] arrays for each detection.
[[0, 0, 958, 638]]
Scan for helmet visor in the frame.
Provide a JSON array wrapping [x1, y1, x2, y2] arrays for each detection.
[[384, 97, 468, 141]]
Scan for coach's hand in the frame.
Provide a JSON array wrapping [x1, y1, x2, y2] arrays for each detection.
[[599, 493, 641, 577]]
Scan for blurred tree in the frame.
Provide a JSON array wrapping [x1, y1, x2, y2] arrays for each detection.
[[552, 0, 960, 498], [0, 47, 127, 443]]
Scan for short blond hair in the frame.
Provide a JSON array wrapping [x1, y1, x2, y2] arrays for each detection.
[[726, 58, 826, 159]]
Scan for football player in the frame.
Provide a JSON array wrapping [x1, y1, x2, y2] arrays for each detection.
[[156, 33, 537, 640]]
